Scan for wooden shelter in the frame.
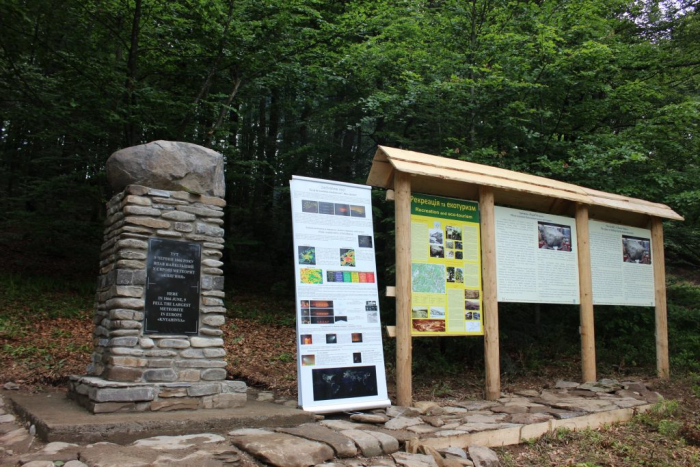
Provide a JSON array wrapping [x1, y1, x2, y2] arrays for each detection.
[[366, 146, 683, 405]]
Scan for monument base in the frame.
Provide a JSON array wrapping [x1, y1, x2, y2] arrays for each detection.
[[68, 376, 247, 414]]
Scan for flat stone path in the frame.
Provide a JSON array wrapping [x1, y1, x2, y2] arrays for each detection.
[[0, 379, 659, 467]]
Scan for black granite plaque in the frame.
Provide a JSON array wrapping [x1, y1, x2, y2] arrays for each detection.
[[144, 238, 201, 335]]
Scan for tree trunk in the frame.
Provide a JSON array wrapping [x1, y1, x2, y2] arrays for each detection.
[[177, 1, 235, 138], [208, 74, 242, 147], [123, 0, 142, 146]]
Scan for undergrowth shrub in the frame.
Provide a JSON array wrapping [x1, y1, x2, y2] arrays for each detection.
[[0, 273, 93, 319], [636, 399, 680, 430]]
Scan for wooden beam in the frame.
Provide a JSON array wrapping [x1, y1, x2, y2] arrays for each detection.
[[479, 186, 500, 400], [575, 204, 596, 382], [549, 198, 573, 216], [394, 171, 413, 406], [651, 217, 670, 379], [410, 404, 652, 451]]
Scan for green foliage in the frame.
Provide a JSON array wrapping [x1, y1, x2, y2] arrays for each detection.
[[595, 305, 656, 370], [658, 419, 683, 438], [585, 275, 700, 374], [226, 295, 296, 327], [439, 274, 700, 380], [1, 0, 698, 287], [691, 373, 700, 398], [0, 317, 28, 339], [65, 342, 91, 354], [0, 274, 92, 319], [502, 393, 699, 465], [638, 399, 679, 423], [666, 278, 700, 372], [2, 343, 44, 358], [0, 1, 699, 389], [555, 427, 573, 440], [271, 352, 294, 363], [636, 399, 683, 441]]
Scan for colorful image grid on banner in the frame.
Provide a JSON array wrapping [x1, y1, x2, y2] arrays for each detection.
[[410, 194, 483, 336], [290, 176, 390, 413]]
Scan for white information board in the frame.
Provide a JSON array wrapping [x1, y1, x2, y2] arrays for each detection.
[[495, 206, 580, 304], [589, 220, 655, 306], [290, 176, 390, 413]]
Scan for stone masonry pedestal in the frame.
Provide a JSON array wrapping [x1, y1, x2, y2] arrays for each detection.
[[68, 141, 246, 413]]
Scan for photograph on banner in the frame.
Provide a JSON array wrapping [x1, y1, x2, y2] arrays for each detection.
[[494, 206, 580, 304], [589, 220, 655, 307], [290, 176, 390, 413], [410, 193, 483, 336]]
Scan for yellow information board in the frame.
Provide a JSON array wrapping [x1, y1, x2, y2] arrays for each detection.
[[410, 194, 483, 336]]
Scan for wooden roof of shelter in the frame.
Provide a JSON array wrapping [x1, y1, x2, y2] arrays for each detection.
[[367, 146, 683, 226]]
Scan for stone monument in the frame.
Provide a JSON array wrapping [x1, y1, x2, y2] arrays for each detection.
[[68, 141, 247, 413]]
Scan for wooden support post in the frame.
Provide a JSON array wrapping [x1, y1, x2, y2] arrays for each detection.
[[479, 186, 500, 400], [651, 217, 670, 379], [575, 204, 596, 382], [394, 171, 413, 406]]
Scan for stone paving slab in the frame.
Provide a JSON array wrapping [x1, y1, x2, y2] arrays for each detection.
[[4, 430, 244, 467], [392, 451, 439, 467], [351, 413, 389, 424], [230, 429, 334, 467], [277, 424, 358, 458], [1, 378, 662, 467], [357, 426, 418, 444], [341, 429, 384, 457], [7, 391, 315, 444], [366, 430, 400, 455]]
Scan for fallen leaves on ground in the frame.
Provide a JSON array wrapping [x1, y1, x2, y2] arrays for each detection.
[[224, 317, 298, 396], [0, 315, 93, 387]]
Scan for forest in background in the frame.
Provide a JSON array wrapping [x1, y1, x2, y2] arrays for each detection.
[[1, 0, 699, 376]]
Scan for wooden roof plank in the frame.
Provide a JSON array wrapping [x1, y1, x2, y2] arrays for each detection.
[[379, 146, 586, 195], [585, 193, 683, 221], [366, 156, 394, 189], [388, 158, 591, 204], [366, 146, 683, 222]]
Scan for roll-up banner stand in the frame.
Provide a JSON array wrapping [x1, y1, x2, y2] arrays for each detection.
[[290, 176, 390, 413]]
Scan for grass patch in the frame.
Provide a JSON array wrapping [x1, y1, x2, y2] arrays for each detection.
[[0, 273, 93, 319], [499, 397, 700, 466], [226, 292, 295, 327]]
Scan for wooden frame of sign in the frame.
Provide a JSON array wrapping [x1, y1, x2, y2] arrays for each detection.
[[367, 146, 683, 405]]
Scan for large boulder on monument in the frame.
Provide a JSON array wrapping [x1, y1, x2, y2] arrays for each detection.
[[106, 141, 225, 197]]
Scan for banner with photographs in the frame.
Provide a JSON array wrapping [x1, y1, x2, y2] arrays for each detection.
[[410, 194, 483, 336], [589, 220, 655, 307], [290, 176, 390, 413], [494, 207, 580, 304]]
